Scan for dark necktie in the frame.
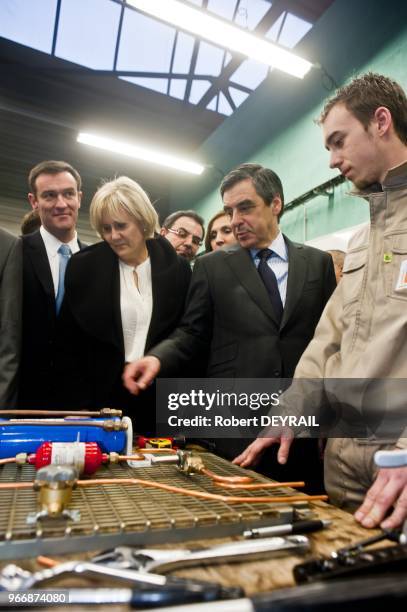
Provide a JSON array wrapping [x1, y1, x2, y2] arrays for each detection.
[[257, 248, 283, 324], [55, 244, 72, 315]]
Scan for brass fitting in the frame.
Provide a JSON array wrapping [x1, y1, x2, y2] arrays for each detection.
[[103, 420, 127, 431], [100, 407, 123, 417], [177, 450, 205, 475], [15, 453, 28, 466], [108, 452, 120, 464], [33, 465, 78, 518]]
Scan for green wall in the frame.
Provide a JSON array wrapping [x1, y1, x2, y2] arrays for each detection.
[[169, 0, 407, 244]]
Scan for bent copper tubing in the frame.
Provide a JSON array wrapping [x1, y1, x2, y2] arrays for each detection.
[[199, 468, 252, 484], [0, 478, 327, 503], [77, 478, 328, 504], [0, 409, 122, 417], [215, 480, 305, 490]]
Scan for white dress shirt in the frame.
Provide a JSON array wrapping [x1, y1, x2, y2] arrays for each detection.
[[119, 257, 153, 362], [40, 226, 80, 296]]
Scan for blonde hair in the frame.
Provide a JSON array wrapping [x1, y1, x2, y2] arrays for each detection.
[[90, 176, 160, 238]]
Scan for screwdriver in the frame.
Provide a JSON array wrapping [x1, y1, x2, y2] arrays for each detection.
[[243, 519, 331, 539]]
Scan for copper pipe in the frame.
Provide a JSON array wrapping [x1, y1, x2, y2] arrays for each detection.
[[0, 420, 126, 430], [135, 448, 177, 454], [0, 457, 16, 465], [37, 556, 58, 568], [77, 478, 328, 504], [0, 409, 121, 417], [200, 468, 252, 484], [215, 481, 305, 490], [0, 477, 327, 503], [117, 454, 145, 461], [0, 482, 32, 489]]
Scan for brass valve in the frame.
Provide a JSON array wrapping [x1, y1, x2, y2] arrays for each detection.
[[177, 450, 205, 475], [28, 465, 79, 523]]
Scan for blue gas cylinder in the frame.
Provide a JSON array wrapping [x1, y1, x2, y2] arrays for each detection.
[[0, 417, 128, 458]]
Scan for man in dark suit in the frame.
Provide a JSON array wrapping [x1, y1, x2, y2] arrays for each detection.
[[19, 160, 85, 408], [124, 164, 336, 488], [0, 228, 22, 408]]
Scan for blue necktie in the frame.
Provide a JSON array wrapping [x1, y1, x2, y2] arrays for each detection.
[[257, 248, 283, 324], [55, 244, 71, 315]]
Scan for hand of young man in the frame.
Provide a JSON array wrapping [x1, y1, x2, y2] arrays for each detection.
[[232, 428, 294, 468], [354, 465, 407, 529], [123, 356, 161, 395]]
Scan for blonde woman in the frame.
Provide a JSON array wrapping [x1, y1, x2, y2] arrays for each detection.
[[56, 177, 191, 433]]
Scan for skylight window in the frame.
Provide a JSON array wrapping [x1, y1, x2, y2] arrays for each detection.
[[172, 32, 195, 73], [278, 13, 313, 49], [189, 80, 212, 104], [56, 0, 120, 69], [118, 8, 175, 72], [234, 0, 271, 30], [230, 59, 268, 90], [218, 91, 233, 115], [0, 0, 57, 54], [0, 0, 325, 118], [195, 41, 225, 77], [207, 0, 238, 21]]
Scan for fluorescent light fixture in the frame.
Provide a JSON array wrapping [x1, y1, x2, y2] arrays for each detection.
[[77, 132, 205, 175], [127, 0, 313, 79]]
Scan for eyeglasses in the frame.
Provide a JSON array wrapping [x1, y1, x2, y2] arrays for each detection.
[[167, 226, 203, 247]]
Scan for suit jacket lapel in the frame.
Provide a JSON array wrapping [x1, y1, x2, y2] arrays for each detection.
[[145, 238, 180, 350], [281, 236, 306, 329], [226, 247, 280, 326], [67, 243, 124, 353], [26, 232, 54, 300]]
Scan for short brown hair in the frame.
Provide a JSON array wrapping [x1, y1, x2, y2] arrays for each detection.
[[318, 73, 407, 144], [220, 163, 284, 218], [20, 209, 41, 235], [28, 161, 82, 194]]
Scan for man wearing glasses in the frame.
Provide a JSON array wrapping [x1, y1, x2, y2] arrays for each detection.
[[19, 160, 86, 408], [160, 210, 205, 262]]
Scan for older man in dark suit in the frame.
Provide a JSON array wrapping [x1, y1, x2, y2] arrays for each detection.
[[19, 161, 86, 409], [0, 228, 22, 408], [124, 164, 336, 489]]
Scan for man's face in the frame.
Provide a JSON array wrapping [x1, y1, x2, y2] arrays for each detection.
[[222, 178, 280, 250], [28, 171, 81, 240], [161, 215, 203, 261], [323, 103, 385, 189]]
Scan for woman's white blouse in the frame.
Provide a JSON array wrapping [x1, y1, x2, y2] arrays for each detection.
[[119, 257, 153, 362]]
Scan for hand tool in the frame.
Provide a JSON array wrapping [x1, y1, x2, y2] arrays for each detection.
[[243, 519, 331, 539], [0, 560, 241, 606], [91, 535, 310, 573]]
